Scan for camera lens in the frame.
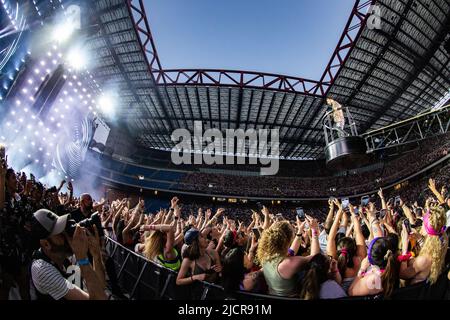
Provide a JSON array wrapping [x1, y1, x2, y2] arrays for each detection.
[[64, 218, 77, 237]]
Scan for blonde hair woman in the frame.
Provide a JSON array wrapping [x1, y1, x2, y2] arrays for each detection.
[[257, 218, 320, 297], [142, 224, 180, 271], [399, 206, 448, 285]]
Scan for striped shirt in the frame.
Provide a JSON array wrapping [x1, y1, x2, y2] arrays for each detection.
[[31, 259, 75, 300]]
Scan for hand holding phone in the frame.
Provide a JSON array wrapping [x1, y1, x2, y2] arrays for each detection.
[[361, 195, 370, 206], [342, 198, 349, 209], [296, 207, 305, 220]]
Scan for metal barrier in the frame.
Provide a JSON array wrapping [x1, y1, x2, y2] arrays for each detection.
[[105, 237, 226, 300], [105, 237, 449, 300]]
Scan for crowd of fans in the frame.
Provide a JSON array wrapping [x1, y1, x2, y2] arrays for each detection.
[[108, 177, 450, 299], [1, 146, 449, 300], [178, 135, 450, 197]]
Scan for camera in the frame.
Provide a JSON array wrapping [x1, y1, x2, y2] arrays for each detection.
[[65, 212, 104, 237]]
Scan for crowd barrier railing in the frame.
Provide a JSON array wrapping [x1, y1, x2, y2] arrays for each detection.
[[105, 237, 450, 300]]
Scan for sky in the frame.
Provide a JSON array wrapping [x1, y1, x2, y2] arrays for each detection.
[[143, 0, 356, 80]]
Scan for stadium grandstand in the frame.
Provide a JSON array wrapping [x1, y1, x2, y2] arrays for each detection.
[[0, 0, 449, 306]]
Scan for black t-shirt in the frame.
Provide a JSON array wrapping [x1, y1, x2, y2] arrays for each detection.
[[70, 208, 89, 223]]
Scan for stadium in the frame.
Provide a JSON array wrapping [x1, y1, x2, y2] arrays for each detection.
[[0, 0, 449, 304]]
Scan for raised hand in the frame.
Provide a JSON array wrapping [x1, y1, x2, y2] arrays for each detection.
[[171, 196, 179, 208], [428, 178, 437, 191], [174, 205, 181, 218], [305, 214, 319, 232], [328, 198, 334, 208], [348, 203, 355, 215], [377, 188, 384, 199], [215, 208, 225, 217], [68, 226, 89, 260], [332, 198, 342, 209]]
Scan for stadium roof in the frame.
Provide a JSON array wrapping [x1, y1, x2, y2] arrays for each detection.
[[85, 0, 450, 159]]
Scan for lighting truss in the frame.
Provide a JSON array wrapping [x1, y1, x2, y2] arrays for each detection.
[[363, 104, 450, 152]]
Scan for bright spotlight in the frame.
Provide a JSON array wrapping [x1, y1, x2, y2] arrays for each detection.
[[98, 93, 116, 115], [52, 21, 76, 43], [66, 48, 87, 70]]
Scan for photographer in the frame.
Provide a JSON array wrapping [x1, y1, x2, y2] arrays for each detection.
[[30, 209, 107, 300]]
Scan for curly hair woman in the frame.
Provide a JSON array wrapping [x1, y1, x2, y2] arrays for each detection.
[[399, 206, 448, 285], [257, 219, 320, 297]]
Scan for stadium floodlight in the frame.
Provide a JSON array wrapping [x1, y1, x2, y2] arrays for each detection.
[[66, 47, 87, 70]]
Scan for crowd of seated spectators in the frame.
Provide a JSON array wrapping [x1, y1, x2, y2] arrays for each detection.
[[177, 135, 450, 197], [1, 147, 449, 300]]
